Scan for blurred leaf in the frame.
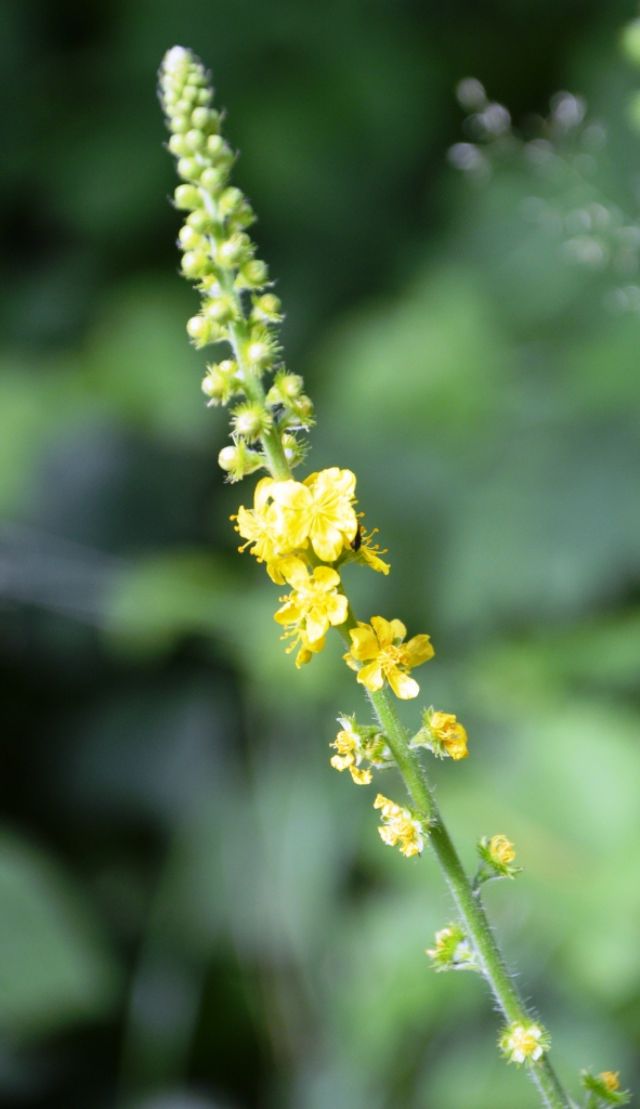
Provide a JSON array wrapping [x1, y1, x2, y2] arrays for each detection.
[[0, 831, 120, 1039]]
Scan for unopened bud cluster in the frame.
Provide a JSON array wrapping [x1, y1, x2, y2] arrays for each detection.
[[159, 46, 313, 481]]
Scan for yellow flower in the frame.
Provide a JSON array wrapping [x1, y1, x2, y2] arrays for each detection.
[[274, 556, 348, 663], [430, 711, 468, 759], [477, 834, 521, 882], [344, 615, 434, 699], [348, 523, 391, 575], [426, 923, 476, 972], [373, 793, 426, 857], [499, 1022, 549, 1064], [412, 708, 468, 760], [487, 834, 516, 867], [581, 1068, 630, 1104], [600, 1072, 620, 1093], [234, 477, 288, 580], [329, 715, 392, 785], [269, 467, 358, 562], [235, 468, 358, 572], [330, 718, 373, 785]]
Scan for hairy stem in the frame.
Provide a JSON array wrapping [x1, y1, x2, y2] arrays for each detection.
[[368, 686, 570, 1109], [258, 450, 570, 1109]]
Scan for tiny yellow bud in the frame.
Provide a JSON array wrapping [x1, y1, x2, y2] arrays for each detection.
[[600, 1072, 620, 1092], [488, 834, 516, 867]]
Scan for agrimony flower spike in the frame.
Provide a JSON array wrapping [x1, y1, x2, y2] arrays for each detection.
[[159, 46, 312, 481]]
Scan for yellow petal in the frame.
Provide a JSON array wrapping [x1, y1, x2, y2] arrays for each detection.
[[311, 521, 345, 562], [404, 634, 434, 667], [326, 594, 348, 626], [388, 618, 407, 642], [281, 556, 309, 589], [312, 565, 342, 590], [387, 667, 420, 700], [357, 660, 384, 692], [370, 615, 392, 646], [349, 766, 372, 785], [348, 624, 380, 660], [305, 611, 329, 643], [274, 598, 303, 625], [253, 476, 276, 510]]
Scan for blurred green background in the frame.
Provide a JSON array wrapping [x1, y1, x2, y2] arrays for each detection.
[[1, 2, 639, 1107]]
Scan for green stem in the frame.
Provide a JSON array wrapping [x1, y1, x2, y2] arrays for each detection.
[[368, 685, 571, 1109], [240, 425, 570, 1107]]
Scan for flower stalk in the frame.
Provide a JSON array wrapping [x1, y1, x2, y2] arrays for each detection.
[[158, 45, 628, 1109]]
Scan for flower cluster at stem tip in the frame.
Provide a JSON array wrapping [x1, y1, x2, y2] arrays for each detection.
[[159, 45, 434, 700], [159, 45, 313, 482]]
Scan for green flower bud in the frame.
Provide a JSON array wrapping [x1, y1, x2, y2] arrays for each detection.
[[170, 114, 191, 134], [231, 402, 272, 441], [216, 232, 251, 269], [174, 184, 202, 210], [177, 156, 201, 181], [186, 314, 220, 347], [243, 326, 279, 371], [185, 128, 206, 151], [181, 250, 211, 279], [281, 432, 307, 468], [218, 442, 264, 481], [252, 293, 283, 323], [199, 166, 229, 192], [218, 187, 244, 216], [206, 134, 233, 164], [186, 209, 213, 234], [266, 371, 303, 405], [191, 106, 219, 131], [168, 133, 190, 157], [178, 224, 204, 251], [204, 293, 237, 324], [201, 358, 239, 405], [236, 259, 269, 289]]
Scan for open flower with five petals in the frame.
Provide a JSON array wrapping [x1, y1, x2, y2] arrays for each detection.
[[274, 556, 348, 665], [344, 615, 434, 699], [269, 467, 358, 562]]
